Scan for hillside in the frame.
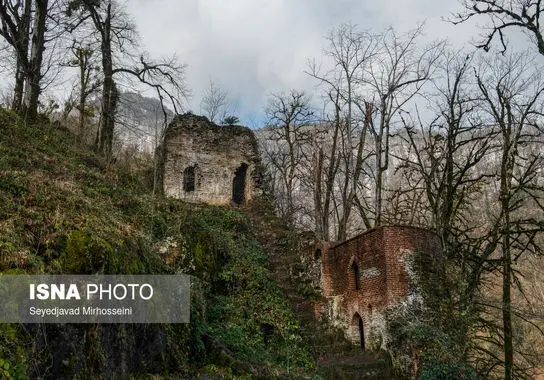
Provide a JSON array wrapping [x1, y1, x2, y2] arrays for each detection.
[[0, 109, 390, 379]]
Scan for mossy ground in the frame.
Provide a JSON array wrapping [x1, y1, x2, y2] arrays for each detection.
[[0, 109, 313, 378]]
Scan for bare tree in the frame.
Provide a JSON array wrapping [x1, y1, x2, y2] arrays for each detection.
[[264, 90, 315, 226], [453, 0, 544, 55], [391, 49, 544, 377], [365, 25, 444, 226], [475, 51, 544, 379], [114, 53, 187, 122], [67, 0, 129, 158], [67, 0, 187, 160], [64, 39, 101, 138], [397, 51, 493, 253], [200, 80, 228, 123], [308, 90, 343, 240], [306, 22, 377, 240]]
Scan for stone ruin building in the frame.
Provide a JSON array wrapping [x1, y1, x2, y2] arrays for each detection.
[[160, 113, 262, 205], [302, 226, 442, 350]]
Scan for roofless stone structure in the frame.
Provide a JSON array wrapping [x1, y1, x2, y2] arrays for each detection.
[[161, 113, 262, 205]]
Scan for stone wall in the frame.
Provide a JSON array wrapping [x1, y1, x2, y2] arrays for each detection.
[[161, 113, 262, 205], [307, 226, 442, 349]]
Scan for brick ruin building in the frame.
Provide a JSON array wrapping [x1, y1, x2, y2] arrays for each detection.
[[160, 113, 262, 205], [302, 226, 442, 350]]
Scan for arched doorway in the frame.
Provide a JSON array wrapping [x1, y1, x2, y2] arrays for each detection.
[[351, 313, 365, 349], [183, 165, 196, 192], [358, 316, 365, 349], [232, 163, 248, 205]]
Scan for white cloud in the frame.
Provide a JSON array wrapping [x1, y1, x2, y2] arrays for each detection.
[[112, 1, 488, 125], [0, 1, 531, 126]]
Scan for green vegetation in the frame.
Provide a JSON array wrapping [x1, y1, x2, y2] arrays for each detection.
[[0, 109, 312, 378], [382, 251, 479, 379]]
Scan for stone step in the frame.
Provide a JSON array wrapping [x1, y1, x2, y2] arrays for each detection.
[[292, 300, 313, 310], [269, 256, 298, 265], [273, 273, 291, 282], [248, 213, 392, 379]]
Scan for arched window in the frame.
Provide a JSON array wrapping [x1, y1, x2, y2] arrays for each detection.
[[350, 262, 360, 290], [314, 248, 322, 260], [232, 163, 248, 204], [183, 165, 196, 192]]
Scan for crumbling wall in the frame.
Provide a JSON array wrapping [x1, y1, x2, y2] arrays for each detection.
[[162, 113, 262, 205], [299, 240, 332, 293]]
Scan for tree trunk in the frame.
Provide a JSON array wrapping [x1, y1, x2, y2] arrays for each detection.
[[79, 90, 86, 139], [337, 102, 371, 241], [78, 51, 89, 140], [98, 72, 116, 160], [152, 111, 163, 196], [374, 102, 385, 227], [502, 222, 513, 380], [375, 137, 383, 226], [23, 0, 48, 119], [320, 102, 341, 241], [12, 57, 26, 111], [500, 130, 514, 380], [97, 4, 116, 160], [11, 0, 32, 112]]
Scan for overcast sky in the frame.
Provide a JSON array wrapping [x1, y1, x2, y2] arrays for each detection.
[[0, 1, 530, 127], [126, 0, 493, 127]]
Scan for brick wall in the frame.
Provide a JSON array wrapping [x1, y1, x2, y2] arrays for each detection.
[[312, 225, 442, 348]]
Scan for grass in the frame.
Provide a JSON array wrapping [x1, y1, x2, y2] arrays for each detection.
[[0, 109, 313, 378]]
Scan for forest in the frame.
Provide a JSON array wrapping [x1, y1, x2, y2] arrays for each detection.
[[1, 0, 544, 379]]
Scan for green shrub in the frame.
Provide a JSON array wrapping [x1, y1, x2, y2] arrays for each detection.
[[418, 361, 478, 380]]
